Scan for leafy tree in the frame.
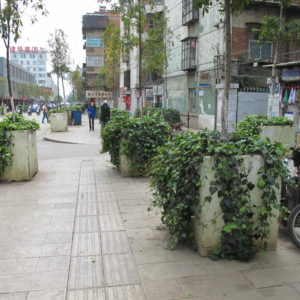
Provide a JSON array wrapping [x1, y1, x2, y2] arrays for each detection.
[[255, 0, 300, 114], [69, 67, 84, 102], [99, 0, 171, 112], [195, 0, 254, 135], [0, 0, 47, 117], [48, 29, 71, 103], [100, 23, 121, 97]]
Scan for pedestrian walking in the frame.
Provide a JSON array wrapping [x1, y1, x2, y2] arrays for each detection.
[[87, 101, 96, 131], [100, 100, 110, 129], [42, 103, 48, 123]]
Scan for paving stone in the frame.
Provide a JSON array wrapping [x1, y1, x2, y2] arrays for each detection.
[[27, 289, 66, 300], [99, 215, 125, 231], [36, 256, 69, 272], [0, 292, 27, 300], [78, 185, 97, 203], [0, 258, 38, 274], [44, 232, 73, 244], [103, 254, 140, 286], [106, 285, 145, 300], [139, 260, 207, 281], [0, 271, 68, 293], [119, 205, 149, 213], [142, 279, 185, 300], [98, 202, 120, 215], [10, 243, 71, 258], [223, 285, 300, 300], [22, 223, 74, 234], [96, 183, 114, 192], [76, 202, 98, 216], [97, 192, 117, 202], [0, 247, 13, 259], [123, 216, 162, 229], [74, 216, 99, 233], [71, 233, 101, 256], [243, 264, 300, 288], [67, 288, 105, 300], [101, 231, 131, 254], [177, 273, 253, 298], [68, 256, 104, 289]]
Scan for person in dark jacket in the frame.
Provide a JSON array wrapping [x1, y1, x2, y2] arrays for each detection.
[[87, 101, 96, 131], [100, 100, 110, 129]]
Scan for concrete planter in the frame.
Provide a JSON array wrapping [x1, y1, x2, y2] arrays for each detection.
[[67, 110, 72, 126], [119, 153, 143, 177], [0, 130, 38, 182], [194, 155, 280, 256], [260, 125, 295, 148], [0, 106, 7, 116], [50, 112, 68, 132]]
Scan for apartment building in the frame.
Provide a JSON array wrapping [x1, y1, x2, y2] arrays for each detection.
[[165, 0, 300, 130], [82, 6, 120, 104], [10, 46, 47, 87]]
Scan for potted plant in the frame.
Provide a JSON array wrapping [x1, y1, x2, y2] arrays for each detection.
[[0, 114, 39, 182], [49, 108, 68, 132]]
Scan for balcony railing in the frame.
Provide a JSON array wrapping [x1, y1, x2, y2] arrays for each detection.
[[181, 37, 197, 72]]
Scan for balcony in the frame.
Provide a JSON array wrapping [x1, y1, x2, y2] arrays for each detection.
[[182, 0, 199, 26], [82, 14, 109, 36], [181, 37, 197, 72]]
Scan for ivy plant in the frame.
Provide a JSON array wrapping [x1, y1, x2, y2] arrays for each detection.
[[0, 113, 39, 131], [0, 130, 12, 174]]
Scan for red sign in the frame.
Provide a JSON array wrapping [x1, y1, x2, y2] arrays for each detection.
[[10, 46, 44, 53]]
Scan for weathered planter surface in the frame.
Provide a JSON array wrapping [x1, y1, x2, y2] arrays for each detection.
[[261, 125, 295, 148], [0, 130, 38, 182], [67, 110, 72, 126], [194, 155, 280, 256], [119, 153, 142, 177], [50, 112, 68, 132]]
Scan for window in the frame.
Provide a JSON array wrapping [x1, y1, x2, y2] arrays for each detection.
[[13, 54, 17, 58], [30, 54, 36, 59], [38, 80, 46, 84], [33, 61, 36, 65], [20, 61, 24, 65], [21, 54, 26, 58], [26, 61, 30, 65], [39, 55, 43, 59], [86, 55, 104, 67], [249, 40, 273, 60], [86, 36, 103, 47], [38, 67, 45, 72], [182, 37, 197, 71], [182, 0, 198, 25]]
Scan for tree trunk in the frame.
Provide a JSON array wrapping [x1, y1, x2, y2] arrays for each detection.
[[138, 0, 143, 116], [56, 72, 60, 103], [5, 33, 16, 117], [222, 0, 231, 136], [61, 75, 65, 101], [269, 2, 284, 118]]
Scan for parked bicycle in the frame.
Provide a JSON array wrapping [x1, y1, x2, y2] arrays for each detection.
[[281, 147, 300, 248]]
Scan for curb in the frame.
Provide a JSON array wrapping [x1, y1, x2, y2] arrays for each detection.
[[43, 136, 81, 145]]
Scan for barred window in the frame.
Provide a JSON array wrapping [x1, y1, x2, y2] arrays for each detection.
[[249, 40, 272, 60], [182, 37, 197, 71], [86, 36, 103, 47], [86, 55, 104, 67], [182, 0, 198, 25]]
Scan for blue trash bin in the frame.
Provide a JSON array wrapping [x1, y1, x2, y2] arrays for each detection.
[[72, 111, 82, 125]]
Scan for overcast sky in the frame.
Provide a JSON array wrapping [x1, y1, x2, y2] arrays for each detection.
[[0, 0, 113, 96]]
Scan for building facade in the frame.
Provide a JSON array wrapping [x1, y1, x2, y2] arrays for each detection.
[[9, 46, 47, 87], [164, 0, 300, 130], [0, 57, 36, 106], [119, 0, 165, 113], [82, 6, 120, 105]]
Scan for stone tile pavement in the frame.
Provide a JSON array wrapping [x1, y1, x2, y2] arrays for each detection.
[[0, 117, 300, 299]]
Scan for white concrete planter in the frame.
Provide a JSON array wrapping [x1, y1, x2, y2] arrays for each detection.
[[260, 125, 295, 148], [0, 130, 38, 182], [50, 112, 68, 132], [194, 155, 280, 256]]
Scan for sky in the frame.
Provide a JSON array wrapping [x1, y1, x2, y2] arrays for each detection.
[[0, 0, 113, 96]]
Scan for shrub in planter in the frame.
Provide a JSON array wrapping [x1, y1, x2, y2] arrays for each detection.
[[0, 114, 39, 182], [121, 116, 171, 175], [101, 110, 130, 168], [150, 130, 288, 260]]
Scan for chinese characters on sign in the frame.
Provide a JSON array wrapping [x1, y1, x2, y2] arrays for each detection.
[[86, 90, 113, 99], [10, 46, 45, 53]]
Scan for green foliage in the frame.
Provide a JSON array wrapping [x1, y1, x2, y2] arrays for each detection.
[[48, 107, 68, 117], [0, 106, 5, 115], [134, 107, 181, 125], [68, 105, 82, 111], [0, 130, 12, 174], [0, 113, 40, 130], [69, 68, 84, 102], [101, 109, 130, 168], [237, 115, 293, 137], [121, 116, 171, 173], [150, 128, 288, 260]]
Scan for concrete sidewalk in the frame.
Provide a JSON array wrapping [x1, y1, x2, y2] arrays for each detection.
[[0, 117, 300, 299]]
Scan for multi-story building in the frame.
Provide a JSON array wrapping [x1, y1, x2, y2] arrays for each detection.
[[119, 0, 165, 112], [9, 46, 47, 87], [165, 0, 300, 130], [82, 6, 120, 105], [0, 57, 36, 107]]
